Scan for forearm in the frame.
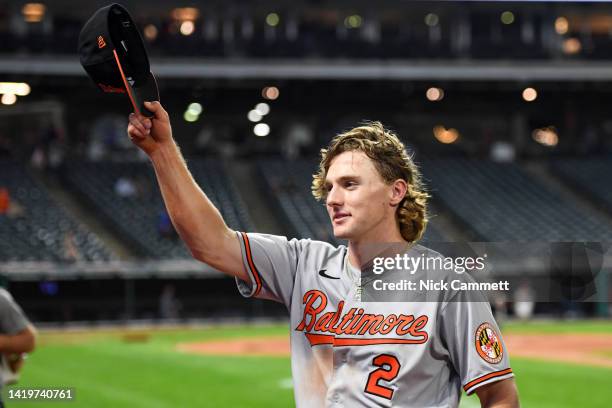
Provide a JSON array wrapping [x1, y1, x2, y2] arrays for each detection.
[[477, 378, 519, 408], [482, 398, 519, 408], [127, 103, 246, 279], [149, 141, 233, 260], [0, 328, 36, 354]]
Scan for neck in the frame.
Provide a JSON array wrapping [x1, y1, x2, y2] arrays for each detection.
[[347, 224, 405, 269]]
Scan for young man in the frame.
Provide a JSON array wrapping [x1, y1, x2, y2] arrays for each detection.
[[127, 101, 519, 407]]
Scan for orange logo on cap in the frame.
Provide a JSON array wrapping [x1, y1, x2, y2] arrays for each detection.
[[97, 35, 107, 49], [98, 83, 125, 94]]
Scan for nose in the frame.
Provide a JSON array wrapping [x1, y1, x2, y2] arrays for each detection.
[[326, 185, 343, 208]]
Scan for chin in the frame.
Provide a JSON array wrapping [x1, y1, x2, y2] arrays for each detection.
[[332, 227, 353, 240], [331, 217, 357, 240], [333, 232, 348, 240]]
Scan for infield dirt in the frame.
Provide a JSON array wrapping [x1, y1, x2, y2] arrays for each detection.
[[176, 333, 612, 367]]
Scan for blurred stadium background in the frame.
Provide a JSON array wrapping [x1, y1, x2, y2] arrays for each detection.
[[0, 0, 611, 407]]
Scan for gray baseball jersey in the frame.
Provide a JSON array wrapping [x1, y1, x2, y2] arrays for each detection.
[[235, 232, 513, 407], [0, 288, 31, 388]]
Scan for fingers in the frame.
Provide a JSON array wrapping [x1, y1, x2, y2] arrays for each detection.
[[127, 123, 145, 140], [128, 113, 151, 139], [127, 101, 167, 144], [144, 101, 169, 122]]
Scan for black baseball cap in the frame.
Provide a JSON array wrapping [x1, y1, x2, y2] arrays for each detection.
[[78, 3, 159, 117]]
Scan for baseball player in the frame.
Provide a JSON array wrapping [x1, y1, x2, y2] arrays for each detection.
[[0, 287, 37, 407], [127, 102, 518, 407]]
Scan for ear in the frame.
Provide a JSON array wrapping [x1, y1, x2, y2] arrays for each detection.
[[389, 179, 407, 206]]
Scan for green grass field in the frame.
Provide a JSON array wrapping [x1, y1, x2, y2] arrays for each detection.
[[8, 321, 612, 407]]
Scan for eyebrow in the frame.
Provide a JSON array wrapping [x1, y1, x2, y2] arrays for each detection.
[[324, 175, 361, 185]]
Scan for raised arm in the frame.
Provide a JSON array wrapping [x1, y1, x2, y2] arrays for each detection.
[[127, 101, 247, 280]]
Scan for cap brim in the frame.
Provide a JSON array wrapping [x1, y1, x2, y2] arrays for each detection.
[[131, 71, 160, 118], [113, 49, 159, 118]]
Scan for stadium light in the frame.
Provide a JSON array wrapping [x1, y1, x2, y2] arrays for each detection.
[[433, 125, 459, 144], [22, 3, 45, 23], [1, 93, 17, 105], [555, 17, 569, 35], [254, 123, 270, 137], [532, 127, 558, 147], [187, 102, 203, 115], [344, 15, 362, 29], [144, 24, 158, 41], [180, 21, 195, 36], [171, 7, 199, 21], [248, 109, 262, 122], [501, 11, 515, 25], [266, 13, 280, 27], [184, 110, 198, 122], [255, 102, 270, 116], [563, 38, 581, 54], [522, 87, 537, 102], [262, 86, 280, 100], [426, 87, 444, 102], [424, 13, 439, 27], [0, 82, 31, 96]]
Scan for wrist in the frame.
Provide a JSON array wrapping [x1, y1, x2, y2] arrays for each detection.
[[149, 140, 179, 163]]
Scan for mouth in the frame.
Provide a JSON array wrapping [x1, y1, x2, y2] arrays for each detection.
[[333, 213, 350, 223]]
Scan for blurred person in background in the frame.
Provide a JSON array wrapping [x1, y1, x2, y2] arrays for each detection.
[[159, 284, 181, 320], [0, 188, 25, 219], [62, 231, 82, 263], [513, 280, 535, 321], [0, 287, 36, 404], [0, 188, 9, 216]]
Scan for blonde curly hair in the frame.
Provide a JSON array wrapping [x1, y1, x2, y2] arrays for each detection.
[[312, 121, 429, 243]]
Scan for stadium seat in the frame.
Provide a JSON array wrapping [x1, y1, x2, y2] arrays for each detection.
[[422, 158, 612, 241], [63, 159, 254, 259], [0, 160, 115, 262]]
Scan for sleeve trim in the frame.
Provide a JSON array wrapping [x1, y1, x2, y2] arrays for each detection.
[[463, 368, 513, 395], [240, 232, 263, 297]]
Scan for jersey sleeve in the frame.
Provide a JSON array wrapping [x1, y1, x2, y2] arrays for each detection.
[[234, 231, 303, 306], [0, 289, 30, 335], [440, 289, 514, 396]]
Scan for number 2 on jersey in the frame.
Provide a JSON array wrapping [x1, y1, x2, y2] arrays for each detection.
[[364, 354, 401, 400]]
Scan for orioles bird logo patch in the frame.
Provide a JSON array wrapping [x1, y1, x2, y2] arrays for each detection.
[[475, 322, 503, 364]]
